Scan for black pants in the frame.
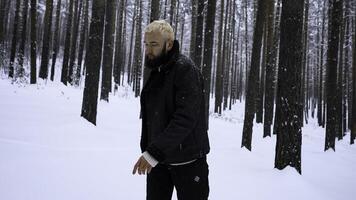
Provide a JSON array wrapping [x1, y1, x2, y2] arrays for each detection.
[[146, 156, 209, 200]]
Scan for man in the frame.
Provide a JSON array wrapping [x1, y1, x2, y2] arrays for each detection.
[[132, 20, 210, 200]]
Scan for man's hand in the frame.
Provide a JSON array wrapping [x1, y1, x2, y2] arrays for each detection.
[[132, 156, 153, 175]]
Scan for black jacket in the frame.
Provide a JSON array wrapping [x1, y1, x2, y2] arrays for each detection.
[[140, 40, 210, 164]]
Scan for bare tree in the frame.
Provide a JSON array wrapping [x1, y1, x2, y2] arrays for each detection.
[[241, 0, 266, 150], [81, 0, 106, 125], [39, 0, 54, 79]]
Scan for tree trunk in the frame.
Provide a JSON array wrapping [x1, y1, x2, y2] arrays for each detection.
[[81, 0, 105, 125], [241, 0, 266, 151], [263, 0, 276, 137], [351, 13, 356, 144], [189, 0, 197, 59], [61, 0, 74, 85], [169, 0, 176, 25], [214, 0, 225, 115], [202, 0, 216, 129], [100, 0, 117, 101], [133, 0, 142, 97], [113, 0, 125, 87], [30, 0, 37, 84], [50, 0, 62, 81], [0, 0, 6, 45], [318, 0, 327, 127], [8, 0, 22, 78], [76, 0, 89, 85], [336, 7, 345, 140], [274, 0, 304, 174], [150, 0, 160, 22], [38, 0, 53, 80], [325, 0, 342, 151], [194, 0, 204, 70], [68, 0, 82, 84], [127, 0, 137, 86], [18, 0, 30, 78]]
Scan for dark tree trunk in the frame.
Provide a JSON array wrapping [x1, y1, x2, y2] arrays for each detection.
[[120, 0, 127, 86], [8, 0, 22, 78], [193, 0, 204, 70], [214, 0, 225, 115], [81, 0, 105, 125], [39, 0, 54, 79], [169, 0, 176, 25], [202, 0, 216, 129], [256, 23, 267, 124], [30, 0, 37, 84], [61, 0, 74, 85], [325, 0, 342, 151], [301, 0, 309, 125], [0, 0, 6, 45], [336, 7, 345, 140], [113, 0, 125, 87], [263, 0, 276, 137], [274, 0, 304, 174], [127, 0, 137, 86], [351, 13, 356, 144], [150, 0, 160, 22], [189, 0, 197, 60], [318, 0, 327, 127], [241, 0, 266, 150], [76, 0, 89, 85], [68, 0, 82, 84], [50, 0, 62, 81], [133, 0, 142, 97], [100, 0, 116, 101], [222, 0, 231, 111], [18, 0, 30, 78]]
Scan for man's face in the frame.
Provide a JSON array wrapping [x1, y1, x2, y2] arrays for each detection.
[[144, 31, 167, 60]]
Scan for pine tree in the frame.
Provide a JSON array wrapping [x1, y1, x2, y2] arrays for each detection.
[[274, 0, 304, 174], [18, 0, 30, 78], [150, 0, 160, 22], [8, 0, 22, 78], [351, 13, 356, 144], [30, 0, 37, 84], [100, 0, 117, 101], [133, 0, 142, 97], [81, 0, 105, 125], [194, 0, 204, 69], [325, 0, 342, 151], [50, 0, 62, 81], [214, 0, 225, 115], [263, 0, 276, 137], [241, 0, 266, 150], [61, 0, 74, 85], [202, 0, 217, 128], [68, 0, 82, 84], [39, 0, 54, 79], [76, 0, 89, 85]]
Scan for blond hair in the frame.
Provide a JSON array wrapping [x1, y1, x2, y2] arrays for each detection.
[[145, 20, 175, 42]]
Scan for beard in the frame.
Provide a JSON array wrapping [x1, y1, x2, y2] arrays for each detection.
[[145, 43, 169, 70]]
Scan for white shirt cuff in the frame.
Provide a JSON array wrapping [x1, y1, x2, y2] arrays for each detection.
[[142, 151, 159, 167]]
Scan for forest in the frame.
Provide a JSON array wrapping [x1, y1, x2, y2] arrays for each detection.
[[0, 0, 355, 174]]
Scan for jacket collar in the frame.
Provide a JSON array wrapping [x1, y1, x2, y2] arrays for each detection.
[[152, 40, 180, 73]]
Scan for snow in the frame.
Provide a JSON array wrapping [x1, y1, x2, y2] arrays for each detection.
[[0, 78, 355, 200]]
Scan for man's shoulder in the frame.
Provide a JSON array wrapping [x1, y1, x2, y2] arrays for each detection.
[[174, 54, 199, 73]]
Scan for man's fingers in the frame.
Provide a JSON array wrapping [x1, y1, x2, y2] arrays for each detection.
[[132, 159, 141, 175]]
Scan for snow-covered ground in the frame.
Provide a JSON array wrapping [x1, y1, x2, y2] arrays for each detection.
[[0, 78, 355, 200]]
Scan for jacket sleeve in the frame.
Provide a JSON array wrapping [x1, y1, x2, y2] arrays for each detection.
[[146, 62, 202, 162]]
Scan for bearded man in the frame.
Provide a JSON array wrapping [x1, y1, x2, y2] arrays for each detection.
[[132, 20, 210, 200]]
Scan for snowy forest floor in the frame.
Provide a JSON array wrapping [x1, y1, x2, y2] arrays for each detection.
[[0, 78, 355, 200]]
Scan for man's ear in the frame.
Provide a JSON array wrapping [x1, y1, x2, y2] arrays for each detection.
[[166, 40, 173, 51]]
